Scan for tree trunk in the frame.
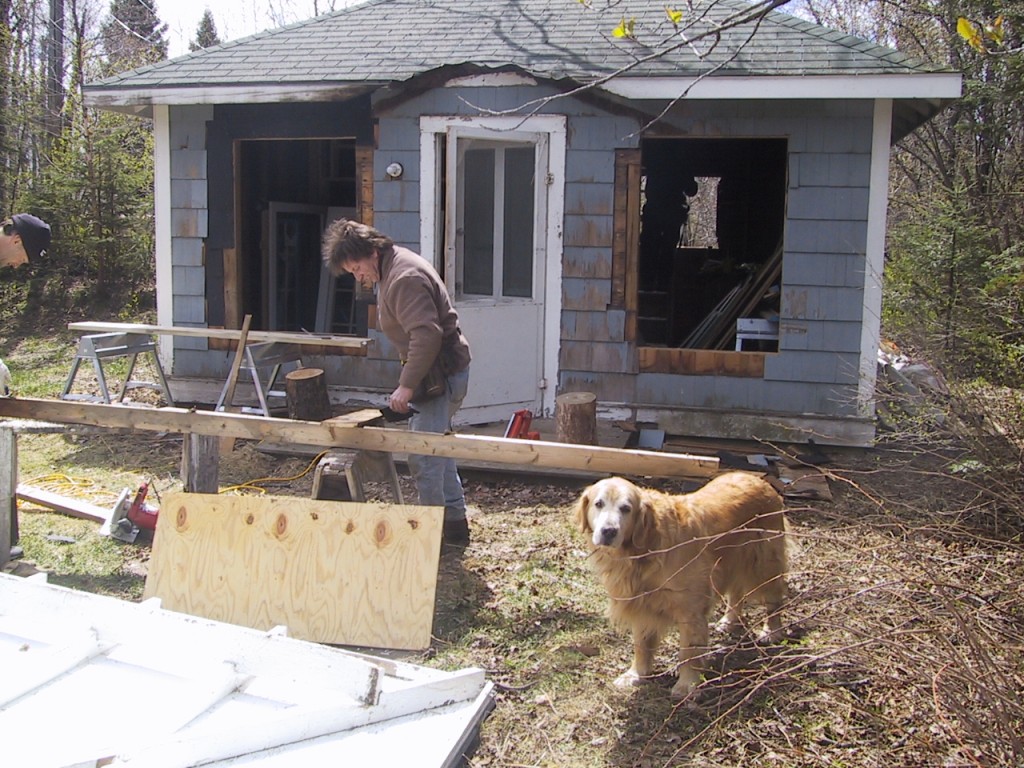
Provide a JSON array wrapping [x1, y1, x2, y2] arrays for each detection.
[[555, 392, 597, 445], [286, 368, 331, 421]]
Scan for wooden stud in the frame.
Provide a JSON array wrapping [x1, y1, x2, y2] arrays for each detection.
[[0, 426, 15, 569], [182, 434, 220, 493]]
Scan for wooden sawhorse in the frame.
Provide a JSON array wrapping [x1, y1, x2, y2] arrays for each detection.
[[311, 450, 404, 504]]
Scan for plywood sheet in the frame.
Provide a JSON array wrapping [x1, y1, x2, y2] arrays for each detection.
[[144, 493, 444, 650]]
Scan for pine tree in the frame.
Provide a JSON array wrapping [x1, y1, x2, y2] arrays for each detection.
[[100, 0, 168, 73], [189, 9, 222, 52]]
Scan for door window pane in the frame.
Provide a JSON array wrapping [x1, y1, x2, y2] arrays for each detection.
[[502, 147, 535, 298], [463, 148, 495, 296]]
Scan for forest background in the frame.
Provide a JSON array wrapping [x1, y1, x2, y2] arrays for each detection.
[[0, 0, 1022, 391]]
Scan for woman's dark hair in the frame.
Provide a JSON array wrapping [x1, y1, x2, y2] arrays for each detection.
[[321, 218, 394, 275]]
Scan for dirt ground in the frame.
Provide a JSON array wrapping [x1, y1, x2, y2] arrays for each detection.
[[8, 424, 1024, 767]]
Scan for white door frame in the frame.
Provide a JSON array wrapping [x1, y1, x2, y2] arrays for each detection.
[[420, 115, 566, 418]]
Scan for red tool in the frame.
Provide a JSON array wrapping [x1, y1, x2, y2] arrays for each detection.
[[102, 482, 161, 543], [504, 409, 540, 440], [126, 483, 159, 531]]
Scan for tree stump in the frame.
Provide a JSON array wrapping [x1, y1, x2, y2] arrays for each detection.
[[555, 392, 597, 445], [285, 368, 331, 421]]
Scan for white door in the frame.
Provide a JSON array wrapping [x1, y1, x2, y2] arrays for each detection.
[[421, 116, 566, 424]]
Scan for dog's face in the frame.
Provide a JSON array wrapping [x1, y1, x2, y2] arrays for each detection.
[[575, 477, 646, 549]]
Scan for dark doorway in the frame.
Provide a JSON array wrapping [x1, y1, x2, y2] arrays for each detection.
[[236, 139, 361, 334]]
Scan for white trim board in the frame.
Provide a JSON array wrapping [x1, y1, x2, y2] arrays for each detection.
[[0, 573, 492, 768]]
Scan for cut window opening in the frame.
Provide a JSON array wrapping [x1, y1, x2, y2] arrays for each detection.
[[637, 138, 787, 352]]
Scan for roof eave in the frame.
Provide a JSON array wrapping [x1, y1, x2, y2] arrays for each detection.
[[597, 72, 962, 100], [83, 82, 385, 116]]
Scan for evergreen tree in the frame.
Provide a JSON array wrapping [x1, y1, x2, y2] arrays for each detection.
[[189, 9, 222, 52], [5, 0, 157, 318], [100, 0, 168, 73]]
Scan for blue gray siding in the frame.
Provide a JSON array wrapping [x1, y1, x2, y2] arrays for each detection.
[[163, 90, 880, 440]]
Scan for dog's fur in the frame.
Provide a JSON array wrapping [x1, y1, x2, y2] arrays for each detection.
[[574, 472, 788, 700]]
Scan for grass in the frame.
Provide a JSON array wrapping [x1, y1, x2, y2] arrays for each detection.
[[3, 319, 1024, 766]]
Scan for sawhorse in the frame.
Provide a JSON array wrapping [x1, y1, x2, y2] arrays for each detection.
[[61, 333, 174, 405], [214, 341, 303, 418], [311, 450, 404, 504]]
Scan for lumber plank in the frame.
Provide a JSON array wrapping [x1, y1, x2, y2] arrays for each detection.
[[144, 493, 443, 649], [15, 484, 111, 523], [68, 321, 371, 353], [0, 398, 719, 479], [324, 408, 386, 427], [0, 398, 720, 479]]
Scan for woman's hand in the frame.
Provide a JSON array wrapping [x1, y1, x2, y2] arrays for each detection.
[[389, 384, 415, 413]]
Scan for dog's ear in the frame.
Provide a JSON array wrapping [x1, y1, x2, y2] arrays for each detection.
[[574, 487, 593, 533], [629, 492, 657, 551]]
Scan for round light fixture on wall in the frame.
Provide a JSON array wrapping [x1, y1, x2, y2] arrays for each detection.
[[385, 162, 404, 179]]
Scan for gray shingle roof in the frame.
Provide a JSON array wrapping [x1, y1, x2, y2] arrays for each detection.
[[86, 0, 949, 93]]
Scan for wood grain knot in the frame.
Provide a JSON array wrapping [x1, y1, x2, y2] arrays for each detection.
[[275, 514, 288, 538], [346, 520, 355, 534], [408, 519, 420, 530], [175, 506, 188, 531], [310, 511, 319, 521], [245, 514, 255, 525], [374, 520, 392, 546]]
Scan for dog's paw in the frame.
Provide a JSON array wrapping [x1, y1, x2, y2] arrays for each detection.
[[714, 615, 745, 637], [669, 675, 701, 705], [757, 617, 787, 645], [756, 626, 784, 645], [613, 670, 643, 689]]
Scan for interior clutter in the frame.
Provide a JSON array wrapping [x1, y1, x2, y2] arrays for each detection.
[[637, 138, 787, 352]]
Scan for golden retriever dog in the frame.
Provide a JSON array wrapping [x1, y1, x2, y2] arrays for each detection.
[[574, 471, 788, 701]]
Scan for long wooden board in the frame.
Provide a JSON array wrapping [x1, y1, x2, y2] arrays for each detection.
[[15, 484, 111, 523], [0, 398, 720, 479], [68, 321, 371, 353], [144, 493, 444, 650]]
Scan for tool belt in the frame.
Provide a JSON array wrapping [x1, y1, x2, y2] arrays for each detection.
[[411, 327, 469, 401]]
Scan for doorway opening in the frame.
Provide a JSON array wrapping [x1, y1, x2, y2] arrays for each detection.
[[637, 138, 787, 351], [235, 138, 362, 334]]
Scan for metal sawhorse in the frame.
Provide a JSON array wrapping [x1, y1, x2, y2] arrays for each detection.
[[214, 341, 303, 417], [61, 332, 175, 405]]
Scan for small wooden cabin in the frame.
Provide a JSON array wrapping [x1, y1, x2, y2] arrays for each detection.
[[84, 0, 961, 445]]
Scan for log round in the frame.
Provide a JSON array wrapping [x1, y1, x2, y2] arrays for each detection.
[[555, 392, 597, 445], [285, 368, 332, 421]]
